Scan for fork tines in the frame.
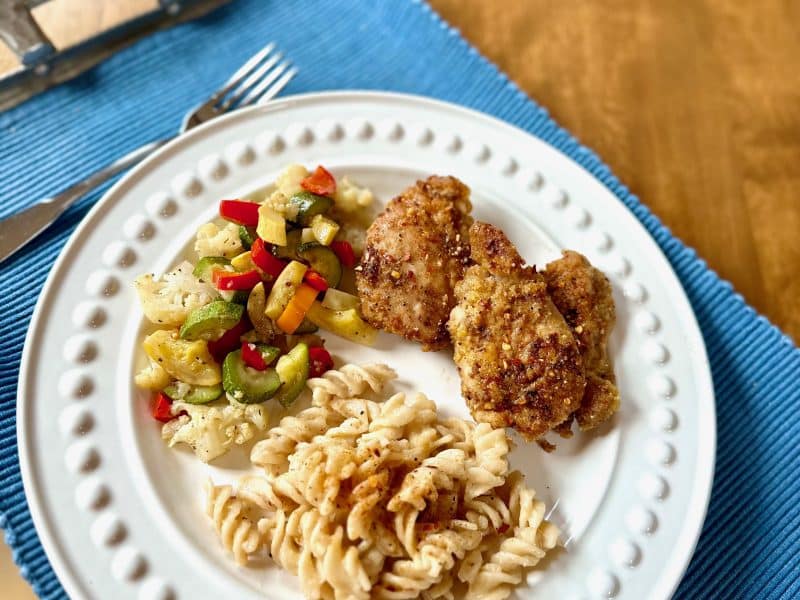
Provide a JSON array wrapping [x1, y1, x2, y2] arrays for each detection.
[[213, 42, 297, 110]]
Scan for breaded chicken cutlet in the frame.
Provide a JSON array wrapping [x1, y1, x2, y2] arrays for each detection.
[[448, 222, 586, 442], [356, 176, 472, 350], [544, 251, 620, 433]]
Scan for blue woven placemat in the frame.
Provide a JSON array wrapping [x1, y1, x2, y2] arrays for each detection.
[[1, 1, 798, 598]]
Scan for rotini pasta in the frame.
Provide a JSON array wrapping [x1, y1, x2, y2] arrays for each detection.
[[422, 571, 455, 600], [204, 363, 558, 599], [465, 423, 510, 500], [374, 555, 443, 599], [307, 363, 397, 405], [465, 524, 559, 600], [205, 481, 263, 565], [250, 406, 332, 476]]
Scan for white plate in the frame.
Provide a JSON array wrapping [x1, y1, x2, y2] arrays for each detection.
[[18, 91, 715, 600]]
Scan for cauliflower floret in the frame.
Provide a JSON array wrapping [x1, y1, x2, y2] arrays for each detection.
[[262, 189, 299, 221], [330, 196, 375, 257], [194, 222, 242, 259], [134, 261, 218, 326], [167, 381, 192, 399], [335, 221, 367, 256], [334, 177, 374, 213], [275, 163, 309, 197], [161, 402, 269, 462], [259, 164, 309, 221], [134, 359, 171, 390]]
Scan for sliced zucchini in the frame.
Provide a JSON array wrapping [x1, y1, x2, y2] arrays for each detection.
[[310, 214, 340, 245], [297, 243, 342, 288], [294, 318, 319, 334], [193, 256, 230, 283], [238, 225, 258, 250], [289, 191, 333, 225], [179, 301, 244, 341], [265, 261, 308, 320], [257, 204, 287, 246], [274, 343, 309, 407], [163, 382, 223, 405], [222, 350, 281, 404], [247, 282, 278, 340], [306, 302, 377, 346], [271, 229, 303, 261], [321, 288, 359, 311]]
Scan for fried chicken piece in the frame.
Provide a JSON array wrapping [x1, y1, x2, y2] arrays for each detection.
[[448, 222, 586, 441], [543, 250, 620, 432], [356, 176, 472, 350]]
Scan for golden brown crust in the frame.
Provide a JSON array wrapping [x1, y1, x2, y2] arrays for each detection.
[[355, 176, 473, 350], [543, 250, 620, 431], [575, 375, 620, 430], [467, 219, 527, 276], [448, 222, 586, 441], [552, 414, 574, 439]]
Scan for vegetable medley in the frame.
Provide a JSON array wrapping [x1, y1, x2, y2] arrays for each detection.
[[133, 164, 376, 461]]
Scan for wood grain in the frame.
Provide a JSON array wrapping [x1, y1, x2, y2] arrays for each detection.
[[0, 540, 35, 600], [429, 0, 800, 343], [1, 1, 798, 597]]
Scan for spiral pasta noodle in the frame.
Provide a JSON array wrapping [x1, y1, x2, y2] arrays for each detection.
[[250, 406, 332, 477], [374, 555, 443, 599], [465, 423, 510, 500], [204, 481, 263, 565], [307, 363, 397, 405], [465, 525, 559, 600], [204, 363, 558, 599], [422, 571, 455, 600], [258, 508, 304, 572]]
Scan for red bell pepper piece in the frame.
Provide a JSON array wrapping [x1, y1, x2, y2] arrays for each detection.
[[308, 346, 334, 378], [251, 238, 287, 278], [213, 269, 261, 291], [300, 165, 336, 196], [152, 392, 174, 422], [241, 342, 267, 371], [330, 240, 356, 268], [208, 318, 250, 362], [219, 200, 260, 226], [303, 269, 329, 292]]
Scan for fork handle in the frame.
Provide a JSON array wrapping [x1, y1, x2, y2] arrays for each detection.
[[0, 138, 170, 264]]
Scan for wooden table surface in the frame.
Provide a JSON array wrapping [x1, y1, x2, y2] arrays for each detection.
[[2, 1, 798, 597], [432, 0, 800, 345]]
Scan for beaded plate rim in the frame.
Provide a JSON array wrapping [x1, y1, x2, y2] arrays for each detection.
[[17, 91, 716, 600]]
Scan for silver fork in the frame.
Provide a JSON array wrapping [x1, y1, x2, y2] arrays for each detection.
[[0, 42, 297, 264]]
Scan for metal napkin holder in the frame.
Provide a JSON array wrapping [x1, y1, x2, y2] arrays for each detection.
[[0, 0, 229, 111]]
